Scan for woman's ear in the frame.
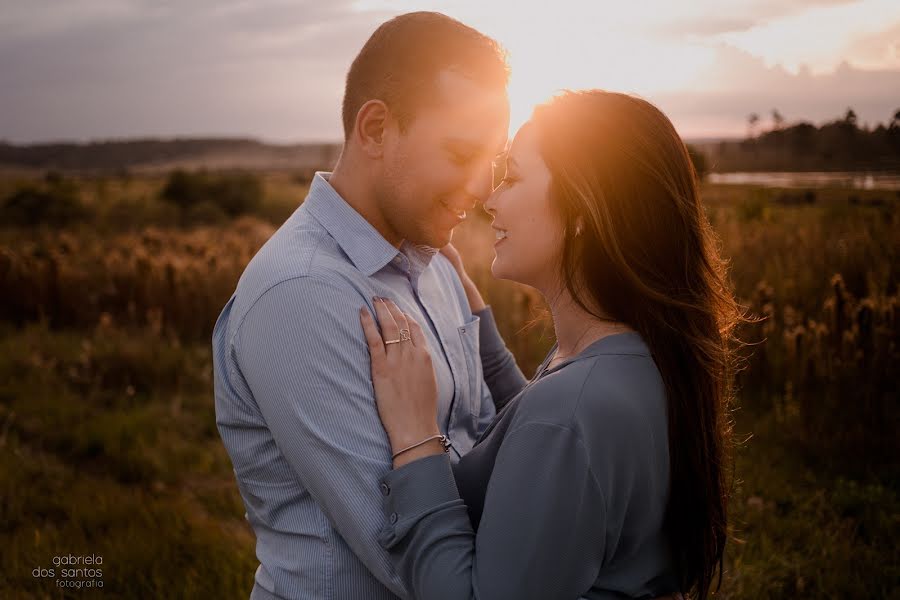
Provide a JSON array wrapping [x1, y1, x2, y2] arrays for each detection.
[[574, 216, 584, 237]]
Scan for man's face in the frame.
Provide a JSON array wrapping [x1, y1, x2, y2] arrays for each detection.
[[378, 69, 509, 249]]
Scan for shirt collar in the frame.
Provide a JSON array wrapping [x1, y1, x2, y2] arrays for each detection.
[[303, 172, 438, 277], [400, 239, 439, 287]]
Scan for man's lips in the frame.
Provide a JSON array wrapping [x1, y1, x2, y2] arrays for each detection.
[[440, 200, 467, 222]]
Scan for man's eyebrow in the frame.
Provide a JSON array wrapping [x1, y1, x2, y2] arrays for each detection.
[[444, 137, 510, 158], [442, 138, 481, 153]]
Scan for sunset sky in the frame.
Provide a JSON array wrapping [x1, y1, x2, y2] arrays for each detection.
[[1, 0, 899, 143]]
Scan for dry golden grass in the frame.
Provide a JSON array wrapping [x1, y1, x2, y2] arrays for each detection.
[[0, 174, 897, 597]]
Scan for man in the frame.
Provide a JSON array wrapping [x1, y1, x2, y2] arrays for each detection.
[[213, 12, 516, 599]]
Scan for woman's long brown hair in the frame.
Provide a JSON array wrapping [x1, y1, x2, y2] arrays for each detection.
[[531, 90, 742, 599]]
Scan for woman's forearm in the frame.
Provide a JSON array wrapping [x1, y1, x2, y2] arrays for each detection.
[[460, 274, 486, 313]]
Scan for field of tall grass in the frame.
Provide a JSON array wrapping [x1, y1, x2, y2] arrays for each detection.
[[0, 171, 897, 598]]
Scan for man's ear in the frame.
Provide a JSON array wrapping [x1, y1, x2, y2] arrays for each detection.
[[353, 99, 390, 159]]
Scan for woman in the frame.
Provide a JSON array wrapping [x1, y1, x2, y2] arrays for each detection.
[[358, 90, 741, 599]]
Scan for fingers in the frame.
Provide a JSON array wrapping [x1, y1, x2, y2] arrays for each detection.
[[439, 243, 457, 260], [358, 307, 385, 363], [404, 313, 428, 348], [372, 297, 400, 342], [379, 298, 410, 342], [439, 243, 463, 270], [367, 297, 426, 350]]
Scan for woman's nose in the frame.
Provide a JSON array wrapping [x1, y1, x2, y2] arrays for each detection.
[[482, 188, 498, 217]]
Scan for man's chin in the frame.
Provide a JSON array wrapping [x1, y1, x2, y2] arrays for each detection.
[[436, 228, 454, 247], [413, 228, 453, 249]]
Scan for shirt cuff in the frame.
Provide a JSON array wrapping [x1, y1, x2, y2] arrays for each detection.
[[378, 453, 462, 549], [473, 305, 507, 359]]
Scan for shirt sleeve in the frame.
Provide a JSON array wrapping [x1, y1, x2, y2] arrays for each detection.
[[235, 275, 408, 598], [378, 422, 607, 600], [472, 305, 527, 411]]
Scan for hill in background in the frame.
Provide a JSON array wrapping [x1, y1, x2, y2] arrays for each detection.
[[0, 138, 342, 173]]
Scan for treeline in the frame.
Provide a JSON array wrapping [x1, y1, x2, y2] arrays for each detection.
[[0, 138, 341, 172], [0, 170, 274, 229], [698, 108, 900, 172]]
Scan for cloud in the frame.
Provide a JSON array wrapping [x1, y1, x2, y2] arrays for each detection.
[[715, 0, 900, 73], [641, 0, 859, 36], [0, 1, 898, 143], [650, 44, 900, 137], [0, 0, 393, 142], [844, 20, 900, 69]]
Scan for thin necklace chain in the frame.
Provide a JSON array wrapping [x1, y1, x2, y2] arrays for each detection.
[[548, 320, 629, 370]]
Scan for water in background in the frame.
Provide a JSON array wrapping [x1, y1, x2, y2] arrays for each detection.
[[709, 171, 900, 191]]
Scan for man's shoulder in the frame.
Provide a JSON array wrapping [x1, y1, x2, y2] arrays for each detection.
[[229, 218, 369, 328]]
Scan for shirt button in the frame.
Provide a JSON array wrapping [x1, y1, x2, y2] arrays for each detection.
[[389, 512, 398, 524], [380, 483, 391, 496], [460, 327, 466, 333]]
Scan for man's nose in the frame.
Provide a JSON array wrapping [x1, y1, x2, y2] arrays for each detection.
[[464, 162, 494, 205]]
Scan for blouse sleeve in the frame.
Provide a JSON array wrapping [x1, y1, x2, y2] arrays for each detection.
[[472, 305, 527, 410], [378, 421, 608, 600]]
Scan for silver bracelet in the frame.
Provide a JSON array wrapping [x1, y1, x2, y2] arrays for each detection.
[[391, 434, 452, 459]]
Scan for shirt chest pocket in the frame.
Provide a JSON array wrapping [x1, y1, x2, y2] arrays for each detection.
[[457, 316, 484, 417]]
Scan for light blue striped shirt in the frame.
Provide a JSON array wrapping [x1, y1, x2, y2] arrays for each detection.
[[212, 172, 499, 599]]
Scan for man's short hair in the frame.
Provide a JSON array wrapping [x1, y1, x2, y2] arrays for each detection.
[[341, 11, 509, 140]]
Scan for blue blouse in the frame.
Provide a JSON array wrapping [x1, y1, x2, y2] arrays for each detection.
[[378, 308, 680, 599]]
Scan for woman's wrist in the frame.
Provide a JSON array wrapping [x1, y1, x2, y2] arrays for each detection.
[[392, 438, 446, 469]]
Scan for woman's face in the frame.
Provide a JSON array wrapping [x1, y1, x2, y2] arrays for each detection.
[[483, 122, 565, 290]]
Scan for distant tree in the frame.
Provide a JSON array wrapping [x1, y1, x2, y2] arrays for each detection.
[[771, 109, 785, 131], [788, 122, 817, 154], [213, 173, 263, 217], [1, 176, 89, 227], [747, 113, 760, 138], [160, 169, 262, 220], [161, 170, 205, 211], [706, 106, 900, 171], [889, 109, 900, 151], [685, 144, 709, 180]]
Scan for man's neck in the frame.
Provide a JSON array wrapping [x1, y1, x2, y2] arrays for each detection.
[[329, 157, 403, 249]]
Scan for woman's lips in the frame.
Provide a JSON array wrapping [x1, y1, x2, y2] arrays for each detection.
[[493, 226, 508, 247]]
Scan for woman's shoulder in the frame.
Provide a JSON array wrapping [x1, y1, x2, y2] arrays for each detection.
[[508, 333, 670, 498], [512, 332, 666, 436]]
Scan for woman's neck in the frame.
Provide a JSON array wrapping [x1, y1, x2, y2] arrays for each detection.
[[546, 284, 631, 362]]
